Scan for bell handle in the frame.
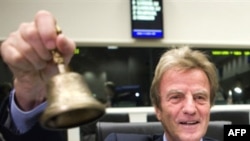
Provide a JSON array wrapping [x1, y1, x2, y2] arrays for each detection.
[[51, 25, 67, 74]]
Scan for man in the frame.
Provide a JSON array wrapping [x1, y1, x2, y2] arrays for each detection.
[[105, 47, 219, 141], [0, 10, 75, 141]]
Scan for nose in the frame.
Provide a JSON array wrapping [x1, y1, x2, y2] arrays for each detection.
[[182, 95, 197, 115]]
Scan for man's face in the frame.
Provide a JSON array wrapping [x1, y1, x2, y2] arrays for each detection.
[[155, 68, 211, 141]]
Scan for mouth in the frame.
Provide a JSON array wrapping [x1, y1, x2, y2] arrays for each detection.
[[178, 120, 202, 133], [179, 121, 200, 125]]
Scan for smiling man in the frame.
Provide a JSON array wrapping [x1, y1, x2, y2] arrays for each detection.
[[105, 46, 219, 141], [155, 68, 211, 141], [150, 46, 218, 141]]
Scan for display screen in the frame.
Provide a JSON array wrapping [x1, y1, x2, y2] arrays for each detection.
[[130, 0, 164, 39]]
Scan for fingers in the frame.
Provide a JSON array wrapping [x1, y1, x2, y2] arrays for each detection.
[[34, 10, 76, 64], [17, 22, 54, 71], [56, 34, 76, 65], [34, 10, 57, 50], [1, 10, 75, 73], [1, 31, 38, 71]]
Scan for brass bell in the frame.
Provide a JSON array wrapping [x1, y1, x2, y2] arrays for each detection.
[[40, 26, 105, 130], [40, 71, 105, 129]]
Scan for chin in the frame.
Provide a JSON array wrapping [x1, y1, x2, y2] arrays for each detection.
[[178, 133, 203, 141]]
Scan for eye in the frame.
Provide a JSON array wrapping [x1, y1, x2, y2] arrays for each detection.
[[171, 95, 181, 99], [196, 95, 204, 99], [169, 94, 183, 103], [166, 90, 184, 103], [194, 94, 208, 104]]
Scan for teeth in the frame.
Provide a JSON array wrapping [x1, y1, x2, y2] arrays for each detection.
[[181, 121, 197, 124], [186, 121, 196, 124]]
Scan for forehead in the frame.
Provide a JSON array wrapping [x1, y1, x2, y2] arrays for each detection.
[[160, 68, 210, 91]]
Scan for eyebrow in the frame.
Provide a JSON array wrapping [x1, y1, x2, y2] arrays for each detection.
[[167, 89, 209, 95], [192, 90, 209, 95], [167, 89, 184, 94]]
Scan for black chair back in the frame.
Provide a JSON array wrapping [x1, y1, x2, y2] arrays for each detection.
[[80, 113, 130, 141], [96, 121, 231, 141], [210, 111, 250, 124]]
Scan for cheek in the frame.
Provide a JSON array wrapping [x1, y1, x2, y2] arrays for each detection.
[[205, 108, 210, 118], [198, 105, 211, 119], [155, 102, 180, 121], [200, 103, 210, 112]]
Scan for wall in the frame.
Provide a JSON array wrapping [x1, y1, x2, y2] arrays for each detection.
[[1, 0, 250, 48]]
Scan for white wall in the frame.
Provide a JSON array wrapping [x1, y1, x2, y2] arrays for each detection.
[[1, 0, 250, 48]]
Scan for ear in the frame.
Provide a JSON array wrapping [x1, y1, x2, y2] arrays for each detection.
[[154, 106, 162, 121]]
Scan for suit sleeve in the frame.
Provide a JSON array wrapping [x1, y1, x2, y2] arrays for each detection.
[[0, 90, 67, 141]]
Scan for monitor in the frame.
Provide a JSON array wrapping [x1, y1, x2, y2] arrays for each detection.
[[130, 0, 164, 39]]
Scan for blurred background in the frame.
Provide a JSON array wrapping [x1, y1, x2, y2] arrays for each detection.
[[2, 47, 248, 107]]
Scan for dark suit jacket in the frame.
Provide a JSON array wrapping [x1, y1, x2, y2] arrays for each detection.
[[104, 133, 219, 141], [0, 95, 67, 141]]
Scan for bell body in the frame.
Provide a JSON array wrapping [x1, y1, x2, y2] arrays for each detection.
[[40, 72, 105, 130]]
